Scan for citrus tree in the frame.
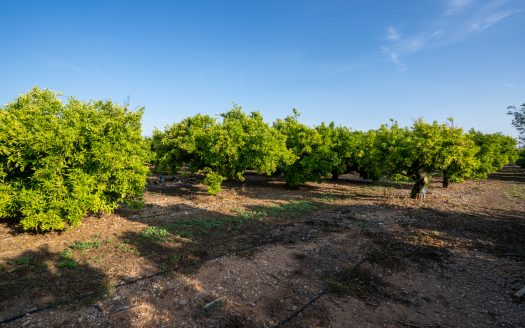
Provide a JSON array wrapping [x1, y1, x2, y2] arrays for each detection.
[[469, 131, 518, 176], [153, 105, 295, 194], [273, 111, 335, 187], [0, 88, 150, 231], [315, 123, 357, 180]]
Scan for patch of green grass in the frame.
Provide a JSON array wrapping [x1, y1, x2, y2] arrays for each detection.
[[232, 208, 266, 220], [233, 201, 321, 220], [251, 201, 321, 218], [318, 194, 339, 202], [70, 240, 103, 250], [113, 242, 139, 255], [56, 249, 77, 268], [127, 199, 145, 210], [504, 186, 525, 200], [139, 226, 172, 242], [13, 255, 34, 266], [160, 216, 249, 240]]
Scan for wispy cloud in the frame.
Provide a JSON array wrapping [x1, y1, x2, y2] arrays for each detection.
[[382, 0, 521, 70], [504, 83, 515, 88], [447, 0, 475, 15], [385, 27, 400, 41], [469, 9, 518, 31]]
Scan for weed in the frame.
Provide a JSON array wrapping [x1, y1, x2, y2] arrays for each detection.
[[13, 255, 34, 266], [318, 194, 339, 202], [252, 201, 321, 218], [504, 186, 525, 200], [175, 230, 194, 239], [57, 259, 77, 268], [113, 242, 139, 255], [92, 257, 104, 264], [57, 249, 77, 268], [70, 240, 102, 250], [170, 254, 181, 265], [161, 216, 247, 240], [139, 226, 172, 242], [233, 208, 265, 220]]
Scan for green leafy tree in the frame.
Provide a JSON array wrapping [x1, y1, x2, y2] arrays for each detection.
[[0, 87, 150, 231], [469, 131, 518, 175], [517, 148, 525, 168], [153, 105, 295, 194], [274, 111, 335, 187], [508, 103, 525, 146], [435, 122, 479, 188], [352, 121, 412, 183], [315, 123, 357, 180]]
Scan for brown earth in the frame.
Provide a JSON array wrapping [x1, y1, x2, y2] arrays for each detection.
[[1, 166, 524, 327]]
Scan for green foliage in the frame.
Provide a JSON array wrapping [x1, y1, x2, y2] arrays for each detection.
[[57, 249, 77, 268], [203, 171, 226, 195], [69, 240, 103, 250], [13, 255, 34, 266], [508, 103, 525, 146], [316, 123, 357, 179], [517, 148, 525, 168], [469, 131, 518, 177], [152, 105, 295, 194], [139, 226, 172, 242], [433, 121, 479, 186], [274, 111, 334, 187], [0, 87, 150, 231], [354, 121, 411, 181]]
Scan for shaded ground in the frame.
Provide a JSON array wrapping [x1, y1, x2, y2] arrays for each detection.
[[1, 167, 524, 327]]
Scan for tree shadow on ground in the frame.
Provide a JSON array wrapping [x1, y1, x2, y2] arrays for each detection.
[[489, 165, 525, 183], [0, 246, 108, 324]]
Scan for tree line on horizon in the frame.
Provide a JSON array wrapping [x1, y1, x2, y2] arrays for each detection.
[[0, 88, 522, 231]]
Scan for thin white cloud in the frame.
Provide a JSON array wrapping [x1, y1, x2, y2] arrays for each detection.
[[447, 0, 475, 15], [381, 47, 406, 71], [469, 9, 519, 31], [385, 27, 400, 41], [382, 0, 521, 70], [504, 83, 515, 88]]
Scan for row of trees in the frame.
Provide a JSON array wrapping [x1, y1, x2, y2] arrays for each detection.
[[1, 88, 520, 231], [152, 108, 518, 197]]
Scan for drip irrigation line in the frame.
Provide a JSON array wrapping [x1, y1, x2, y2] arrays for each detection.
[[273, 257, 368, 327], [0, 291, 97, 325], [273, 290, 327, 328]]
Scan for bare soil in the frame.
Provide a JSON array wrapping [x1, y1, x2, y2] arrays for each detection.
[[1, 167, 524, 327]]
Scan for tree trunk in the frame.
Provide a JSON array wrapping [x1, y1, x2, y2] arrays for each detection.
[[331, 171, 339, 180], [410, 176, 426, 199], [443, 174, 450, 188]]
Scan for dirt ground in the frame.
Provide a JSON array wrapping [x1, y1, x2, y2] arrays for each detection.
[[1, 166, 524, 327]]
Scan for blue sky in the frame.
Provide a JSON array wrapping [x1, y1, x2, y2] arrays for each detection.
[[1, 0, 524, 137]]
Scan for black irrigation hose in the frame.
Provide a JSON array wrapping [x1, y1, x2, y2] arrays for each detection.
[[0, 291, 97, 325], [273, 256, 369, 327], [273, 290, 327, 328]]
